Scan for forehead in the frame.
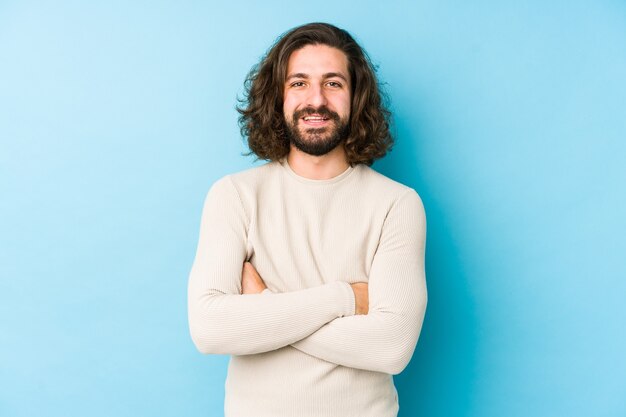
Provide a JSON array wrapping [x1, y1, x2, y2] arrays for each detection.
[[286, 44, 349, 78]]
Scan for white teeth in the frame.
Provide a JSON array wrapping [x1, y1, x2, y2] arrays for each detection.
[[304, 116, 326, 121]]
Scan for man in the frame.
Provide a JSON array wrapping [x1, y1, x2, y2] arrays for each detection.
[[188, 22, 427, 417]]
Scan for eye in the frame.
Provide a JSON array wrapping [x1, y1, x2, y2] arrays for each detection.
[[326, 81, 342, 88], [290, 81, 306, 88]]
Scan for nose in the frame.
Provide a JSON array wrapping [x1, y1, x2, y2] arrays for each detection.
[[306, 83, 327, 108]]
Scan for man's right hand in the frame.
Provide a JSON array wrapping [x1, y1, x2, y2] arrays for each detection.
[[350, 283, 369, 315], [242, 262, 268, 294]]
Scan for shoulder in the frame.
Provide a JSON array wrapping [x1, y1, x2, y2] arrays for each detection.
[[209, 161, 279, 194], [225, 161, 281, 192], [355, 166, 426, 236], [206, 162, 281, 217], [229, 161, 280, 185], [354, 165, 424, 211]]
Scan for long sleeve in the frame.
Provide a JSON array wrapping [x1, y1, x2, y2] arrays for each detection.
[[290, 189, 427, 375], [187, 176, 355, 356]]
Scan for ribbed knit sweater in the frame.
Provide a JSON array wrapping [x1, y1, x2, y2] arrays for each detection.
[[188, 159, 427, 417]]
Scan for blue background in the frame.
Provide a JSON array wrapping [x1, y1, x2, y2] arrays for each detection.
[[1, 1, 625, 416]]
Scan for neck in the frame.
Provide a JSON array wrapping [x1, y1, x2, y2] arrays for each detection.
[[286, 145, 350, 180]]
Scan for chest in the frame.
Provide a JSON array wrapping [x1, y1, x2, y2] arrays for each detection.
[[246, 189, 389, 291]]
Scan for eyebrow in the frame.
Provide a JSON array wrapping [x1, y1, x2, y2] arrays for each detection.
[[286, 72, 349, 82]]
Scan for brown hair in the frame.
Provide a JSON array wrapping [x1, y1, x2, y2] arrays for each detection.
[[237, 22, 393, 166]]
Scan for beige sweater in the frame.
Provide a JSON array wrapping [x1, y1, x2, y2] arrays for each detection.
[[188, 159, 427, 417]]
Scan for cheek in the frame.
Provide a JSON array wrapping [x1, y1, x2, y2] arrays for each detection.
[[340, 98, 351, 118], [282, 95, 296, 116], [335, 92, 351, 112]]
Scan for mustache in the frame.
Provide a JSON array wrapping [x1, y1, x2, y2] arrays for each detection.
[[292, 106, 341, 123]]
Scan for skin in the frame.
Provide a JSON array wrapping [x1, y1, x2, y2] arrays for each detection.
[[241, 44, 369, 315]]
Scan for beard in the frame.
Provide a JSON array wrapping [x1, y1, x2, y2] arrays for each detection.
[[285, 106, 349, 156]]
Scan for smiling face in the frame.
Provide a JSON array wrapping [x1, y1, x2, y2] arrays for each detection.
[[283, 44, 352, 156]]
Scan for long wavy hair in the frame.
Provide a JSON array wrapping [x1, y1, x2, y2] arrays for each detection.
[[237, 22, 393, 166]]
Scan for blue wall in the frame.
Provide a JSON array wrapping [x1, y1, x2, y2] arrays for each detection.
[[1, 1, 624, 416]]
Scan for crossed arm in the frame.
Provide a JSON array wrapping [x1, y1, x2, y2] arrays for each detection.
[[188, 177, 427, 375], [242, 262, 370, 315]]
